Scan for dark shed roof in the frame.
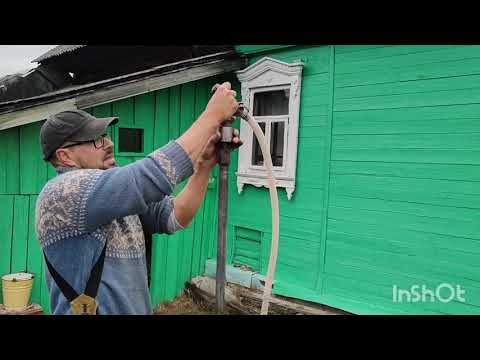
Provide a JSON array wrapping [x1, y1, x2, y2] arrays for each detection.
[[0, 50, 246, 115], [32, 45, 86, 63]]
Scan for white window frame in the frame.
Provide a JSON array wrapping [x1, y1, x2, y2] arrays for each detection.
[[235, 57, 303, 200]]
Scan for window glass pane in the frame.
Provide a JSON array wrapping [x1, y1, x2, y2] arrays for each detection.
[[119, 128, 144, 153], [251, 122, 266, 166], [253, 89, 289, 116], [270, 121, 285, 167]]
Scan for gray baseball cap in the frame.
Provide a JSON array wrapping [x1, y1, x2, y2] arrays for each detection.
[[40, 109, 119, 161]]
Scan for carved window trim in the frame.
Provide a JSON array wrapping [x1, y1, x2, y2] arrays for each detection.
[[235, 57, 304, 200]]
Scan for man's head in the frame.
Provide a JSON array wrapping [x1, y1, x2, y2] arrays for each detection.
[[40, 109, 119, 170]]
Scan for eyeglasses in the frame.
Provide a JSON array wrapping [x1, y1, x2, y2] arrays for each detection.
[[61, 134, 111, 150]]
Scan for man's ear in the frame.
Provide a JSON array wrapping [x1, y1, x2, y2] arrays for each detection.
[[55, 148, 78, 167]]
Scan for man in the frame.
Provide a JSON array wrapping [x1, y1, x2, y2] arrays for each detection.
[[35, 82, 241, 315]]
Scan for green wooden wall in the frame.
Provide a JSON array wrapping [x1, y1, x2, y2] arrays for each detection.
[[324, 45, 480, 314], [0, 123, 57, 313], [231, 45, 480, 315], [227, 46, 333, 300], [2, 45, 480, 315]]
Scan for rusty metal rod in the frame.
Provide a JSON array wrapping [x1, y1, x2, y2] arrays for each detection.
[[216, 138, 232, 314], [210, 84, 235, 314], [216, 164, 228, 314]]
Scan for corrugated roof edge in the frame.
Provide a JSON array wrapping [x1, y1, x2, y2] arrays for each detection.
[[0, 50, 246, 115], [32, 45, 86, 63]]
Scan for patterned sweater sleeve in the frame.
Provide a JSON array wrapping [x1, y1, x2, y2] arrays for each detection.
[[84, 141, 193, 231], [139, 195, 184, 235]]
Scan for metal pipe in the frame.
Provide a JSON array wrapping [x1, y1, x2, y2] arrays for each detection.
[[215, 130, 233, 314], [216, 162, 228, 314]]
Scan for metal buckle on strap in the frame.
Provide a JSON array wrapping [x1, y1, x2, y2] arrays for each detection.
[[70, 294, 98, 315]]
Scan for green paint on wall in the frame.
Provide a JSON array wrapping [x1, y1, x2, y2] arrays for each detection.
[[134, 92, 155, 154], [233, 226, 261, 271], [4, 45, 480, 315], [11, 196, 29, 273], [20, 122, 48, 194], [227, 44, 480, 315], [324, 44, 480, 315], [0, 128, 20, 194], [227, 46, 332, 297], [27, 195, 43, 306], [150, 234, 168, 305], [0, 196, 14, 304]]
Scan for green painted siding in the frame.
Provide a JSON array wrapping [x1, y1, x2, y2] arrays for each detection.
[[20, 122, 50, 194], [0, 195, 14, 304], [26, 195, 43, 307], [227, 44, 480, 315], [3, 45, 480, 315], [0, 127, 20, 194], [11, 196, 29, 273], [233, 227, 262, 271], [323, 45, 480, 315], [0, 194, 51, 313], [227, 46, 333, 294]]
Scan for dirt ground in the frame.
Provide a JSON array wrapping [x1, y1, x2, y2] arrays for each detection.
[[153, 290, 217, 315], [153, 281, 349, 315]]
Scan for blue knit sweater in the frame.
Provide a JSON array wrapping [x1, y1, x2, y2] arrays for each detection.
[[35, 141, 193, 315]]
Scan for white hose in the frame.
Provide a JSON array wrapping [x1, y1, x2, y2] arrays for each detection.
[[240, 110, 280, 315]]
